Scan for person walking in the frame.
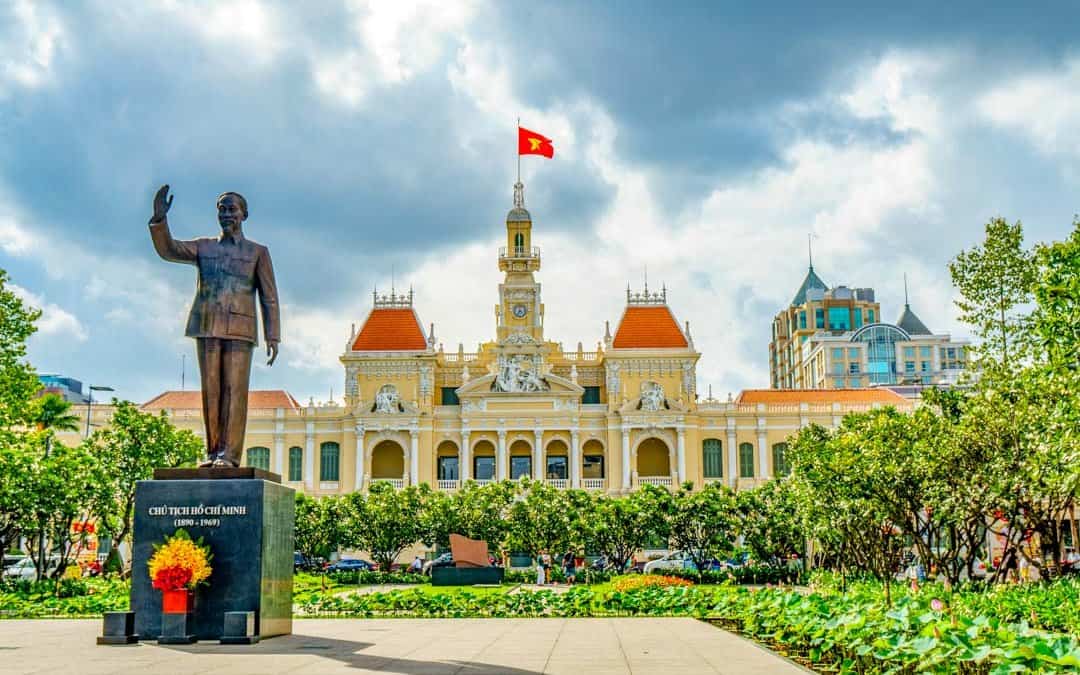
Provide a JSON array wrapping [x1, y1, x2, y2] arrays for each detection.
[[562, 551, 576, 585], [535, 554, 545, 586], [409, 555, 423, 575]]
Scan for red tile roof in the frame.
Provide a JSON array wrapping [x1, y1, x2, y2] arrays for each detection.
[[142, 390, 300, 410], [612, 306, 688, 349], [351, 308, 427, 351], [736, 389, 909, 405]]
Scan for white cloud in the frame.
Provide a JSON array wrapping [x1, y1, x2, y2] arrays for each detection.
[[977, 58, 1080, 159], [9, 283, 87, 342], [0, 216, 37, 255], [0, 0, 64, 99], [312, 0, 479, 107]]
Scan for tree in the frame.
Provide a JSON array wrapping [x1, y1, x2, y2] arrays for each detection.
[[1031, 218, 1080, 369], [0, 437, 37, 557], [789, 421, 905, 600], [582, 485, 670, 572], [23, 440, 100, 582], [294, 492, 345, 562], [505, 479, 582, 560], [418, 481, 516, 552], [737, 478, 803, 566], [666, 482, 739, 574], [85, 400, 202, 572], [948, 217, 1036, 369], [342, 483, 425, 571], [0, 269, 41, 433], [28, 393, 82, 580]]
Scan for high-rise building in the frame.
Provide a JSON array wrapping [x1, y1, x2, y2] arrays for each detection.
[[769, 263, 880, 389], [38, 374, 90, 404], [769, 264, 970, 391]]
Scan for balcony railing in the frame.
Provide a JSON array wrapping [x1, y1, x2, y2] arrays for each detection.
[[437, 479, 460, 491], [545, 478, 568, 489], [372, 478, 405, 489], [637, 476, 673, 488], [471, 479, 494, 487], [498, 246, 540, 260], [582, 478, 606, 491]]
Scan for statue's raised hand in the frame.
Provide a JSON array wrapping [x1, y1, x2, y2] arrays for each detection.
[[151, 184, 173, 223]]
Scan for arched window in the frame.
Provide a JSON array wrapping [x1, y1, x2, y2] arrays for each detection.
[[514, 232, 525, 254], [288, 446, 303, 481], [702, 438, 722, 479], [320, 442, 340, 482], [739, 442, 755, 478], [245, 446, 270, 471], [772, 442, 790, 477]]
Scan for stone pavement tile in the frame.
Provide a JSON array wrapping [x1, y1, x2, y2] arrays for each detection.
[[2, 617, 803, 675]]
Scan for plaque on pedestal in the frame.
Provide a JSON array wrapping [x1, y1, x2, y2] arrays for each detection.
[[130, 475, 294, 642]]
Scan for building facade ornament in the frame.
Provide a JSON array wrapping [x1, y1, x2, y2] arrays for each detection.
[[492, 354, 550, 392], [374, 384, 402, 413], [639, 381, 666, 412]]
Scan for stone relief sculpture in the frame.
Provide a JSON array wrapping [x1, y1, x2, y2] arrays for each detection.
[[639, 381, 666, 412], [373, 384, 401, 413], [492, 355, 550, 393]]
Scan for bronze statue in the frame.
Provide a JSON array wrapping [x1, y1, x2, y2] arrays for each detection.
[[148, 185, 280, 468]]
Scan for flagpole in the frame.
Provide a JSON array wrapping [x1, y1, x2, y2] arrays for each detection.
[[516, 116, 521, 184]]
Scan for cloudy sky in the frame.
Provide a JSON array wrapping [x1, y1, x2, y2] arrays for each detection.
[[3, 1, 1079, 405]]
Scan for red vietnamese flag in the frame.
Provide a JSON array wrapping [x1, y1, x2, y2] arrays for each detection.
[[518, 126, 554, 158]]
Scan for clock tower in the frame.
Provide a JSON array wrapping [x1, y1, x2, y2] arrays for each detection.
[[496, 181, 544, 343]]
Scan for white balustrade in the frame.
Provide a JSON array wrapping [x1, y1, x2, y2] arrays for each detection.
[[637, 476, 673, 487], [436, 479, 460, 491], [582, 478, 606, 490], [545, 479, 568, 489], [372, 478, 405, 489]]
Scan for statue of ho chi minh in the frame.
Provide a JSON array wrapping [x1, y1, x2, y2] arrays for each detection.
[[148, 185, 281, 468]]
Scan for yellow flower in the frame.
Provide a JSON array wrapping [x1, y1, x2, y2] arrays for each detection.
[[148, 530, 212, 589]]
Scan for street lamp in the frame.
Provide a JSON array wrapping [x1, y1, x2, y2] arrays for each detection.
[[84, 385, 115, 438]]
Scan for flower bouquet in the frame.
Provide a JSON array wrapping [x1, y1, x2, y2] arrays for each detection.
[[148, 529, 212, 614]]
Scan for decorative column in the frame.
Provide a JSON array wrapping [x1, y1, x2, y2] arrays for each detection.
[[675, 428, 686, 486], [757, 422, 769, 479], [621, 428, 631, 489], [533, 428, 544, 480], [304, 421, 315, 490], [460, 428, 471, 481], [570, 430, 581, 488], [726, 424, 737, 488], [496, 430, 508, 481], [409, 428, 420, 486], [272, 409, 285, 476], [354, 423, 366, 491]]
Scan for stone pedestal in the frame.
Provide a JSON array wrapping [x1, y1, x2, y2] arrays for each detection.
[[431, 566, 504, 586], [130, 471, 294, 641]]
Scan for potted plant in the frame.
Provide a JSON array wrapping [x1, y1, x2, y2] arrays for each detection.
[[148, 529, 212, 620]]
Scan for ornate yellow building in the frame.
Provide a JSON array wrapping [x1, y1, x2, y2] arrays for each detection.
[[74, 182, 912, 494]]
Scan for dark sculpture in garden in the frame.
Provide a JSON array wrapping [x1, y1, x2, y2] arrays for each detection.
[[148, 185, 280, 468]]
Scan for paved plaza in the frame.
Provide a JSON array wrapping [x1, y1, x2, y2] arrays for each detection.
[[2, 617, 807, 674]]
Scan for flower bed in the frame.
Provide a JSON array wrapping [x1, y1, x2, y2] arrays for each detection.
[[611, 574, 693, 592]]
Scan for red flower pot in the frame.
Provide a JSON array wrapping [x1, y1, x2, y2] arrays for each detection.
[[161, 589, 194, 614]]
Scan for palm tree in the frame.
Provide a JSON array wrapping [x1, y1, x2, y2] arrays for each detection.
[[32, 393, 81, 437], [30, 394, 81, 581]]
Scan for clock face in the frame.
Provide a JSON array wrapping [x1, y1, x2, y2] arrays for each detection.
[[512, 304, 528, 318]]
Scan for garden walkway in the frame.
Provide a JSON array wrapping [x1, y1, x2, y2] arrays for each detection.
[[3, 617, 808, 674]]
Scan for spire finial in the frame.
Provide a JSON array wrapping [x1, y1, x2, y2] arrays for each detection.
[[643, 265, 648, 294], [808, 233, 814, 270], [513, 181, 524, 209], [904, 273, 909, 306]]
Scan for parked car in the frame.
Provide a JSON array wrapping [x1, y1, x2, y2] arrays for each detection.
[[2, 557, 60, 581], [325, 558, 374, 573], [423, 552, 453, 575], [294, 552, 324, 572], [643, 551, 697, 574]]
